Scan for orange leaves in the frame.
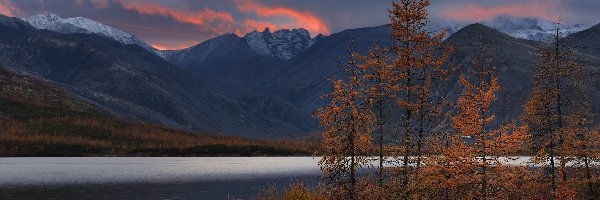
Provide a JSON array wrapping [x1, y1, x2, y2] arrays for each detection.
[[520, 25, 597, 196], [315, 2, 598, 198], [425, 36, 533, 199], [316, 43, 376, 198]]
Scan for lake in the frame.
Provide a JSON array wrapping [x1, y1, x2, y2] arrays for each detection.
[[0, 156, 571, 199], [0, 157, 323, 200]]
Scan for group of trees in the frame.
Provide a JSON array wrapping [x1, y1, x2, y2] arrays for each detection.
[[316, 0, 600, 199], [0, 115, 319, 156]]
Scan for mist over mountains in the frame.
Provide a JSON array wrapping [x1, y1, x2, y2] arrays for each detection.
[[1, 13, 599, 137]]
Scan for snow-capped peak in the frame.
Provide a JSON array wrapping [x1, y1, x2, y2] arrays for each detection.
[[425, 15, 587, 43], [427, 18, 469, 39], [22, 13, 156, 52], [243, 27, 320, 60], [480, 15, 588, 42]]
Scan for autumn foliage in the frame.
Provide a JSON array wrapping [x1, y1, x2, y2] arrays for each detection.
[[315, 0, 599, 199]]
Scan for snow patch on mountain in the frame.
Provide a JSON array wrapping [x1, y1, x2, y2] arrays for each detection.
[[243, 28, 319, 60], [22, 13, 156, 52], [426, 16, 587, 43], [480, 15, 588, 42], [427, 18, 468, 40]]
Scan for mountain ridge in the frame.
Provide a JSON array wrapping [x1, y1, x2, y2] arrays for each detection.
[[20, 13, 589, 62], [22, 13, 156, 53], [243, 27, 318, 60]]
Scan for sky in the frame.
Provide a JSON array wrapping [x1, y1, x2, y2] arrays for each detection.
[[1, 0, 599, 50]]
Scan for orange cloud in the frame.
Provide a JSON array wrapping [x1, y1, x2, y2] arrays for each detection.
[[150, 42, 197, 50], [119, 1, 234, 26], [0, 0, 23, 17], [441, 0, 564, 22], [243, 19, 280, 32], [116, 0, 330, 50], [235, 0, 330, 35]]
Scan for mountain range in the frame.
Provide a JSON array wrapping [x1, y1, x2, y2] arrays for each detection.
[[1, 15, 315, 137], [1, 13, 599, 138]]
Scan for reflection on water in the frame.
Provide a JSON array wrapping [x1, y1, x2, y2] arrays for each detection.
[[2, 177, 321, 200], [0, 157, 322, 200], [0, 156, 563, 199]]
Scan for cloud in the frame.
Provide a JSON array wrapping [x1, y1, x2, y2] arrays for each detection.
[[235, 0, 330, 35], [440, 0, 565, 22], [150, 42, 197, 50], [241, 19, 279, 33], [110, 0, 330, 50], [0, 0, 24, 17], [118, 1, 234, 27], [90, 0, 109, 9]]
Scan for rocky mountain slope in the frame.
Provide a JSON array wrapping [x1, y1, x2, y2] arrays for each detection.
[[243, 28, 318, 60], [565, 23, 600, 56], [180, 22, 600, 130], [0, 67, 313, 156]]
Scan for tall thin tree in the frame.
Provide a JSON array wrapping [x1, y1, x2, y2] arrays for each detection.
[[359, 44, 394, 189], [521, 23, 587, 196], [317, 42, 374, 200], [388, 0, 453, 190], [451, 37, 528, 198], [417, 37, 527, 199]]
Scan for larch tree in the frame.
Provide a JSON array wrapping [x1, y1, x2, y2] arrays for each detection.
[[572, 126, 600, 198], [557, 49, 599, 199], [521, 24, 590, 197], [358, 44, 395, 189], [316, 43, 374, 200], [387, 0, 453, 191], [422, 37, 528, 199], [567, 123, 600, 198]]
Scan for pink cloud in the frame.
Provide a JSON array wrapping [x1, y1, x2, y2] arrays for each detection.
[[119, 1, 234, 26], [150, 42, 197, 51], [242, 19, 280, 32], [441, 0, 565, 22], [115, 0, 330, 50], [235, 0, 330, 35], [0, 0, 23, 17], [116, 1, 240, 50]]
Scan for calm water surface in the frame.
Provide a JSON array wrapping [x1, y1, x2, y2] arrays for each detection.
[[0, 157, 323, 200], [0, 156, 552, 199]]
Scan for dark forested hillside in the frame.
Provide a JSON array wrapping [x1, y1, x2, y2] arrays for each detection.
[[0, 68, 315, 156]]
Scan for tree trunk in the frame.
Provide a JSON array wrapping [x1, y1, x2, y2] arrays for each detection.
[[349, 116, 356, 200], [549, 143, 557, 195], [584, 156, 593, 198], [402, 67, 412, 186], [378, 98, 385, 188]]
